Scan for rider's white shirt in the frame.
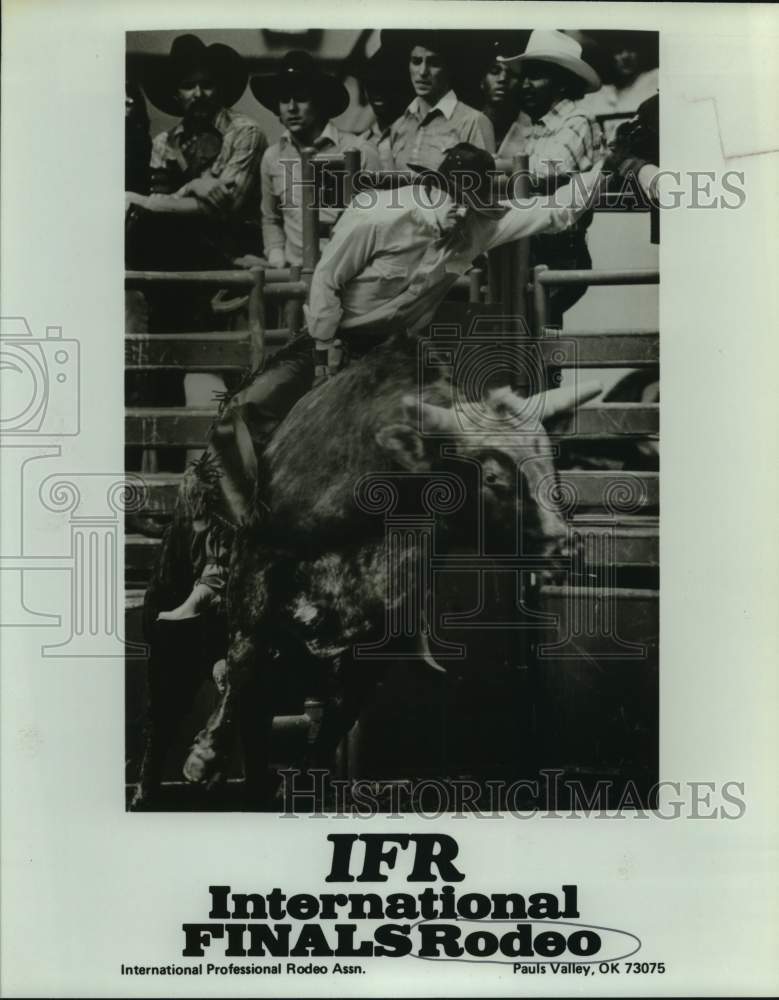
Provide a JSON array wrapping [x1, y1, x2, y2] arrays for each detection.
[[306, 170, 603, 345]]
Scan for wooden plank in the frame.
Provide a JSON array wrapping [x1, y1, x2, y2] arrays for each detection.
[[126, 535, 161, 584], [558, 470, 658, 512], [125, 330, 291, 371], [539, 332, 658, 367], [126, 404, 658, 449], [538, 584, 658, 655], [125, 332, 248, 371], [537, 268, 659, 287], [135, 473, 181, 514], [567, 517, 658, 567], [125, 270, 256, 289], [552, 403, 658, 438], [125, 409, 214, 447], [135, 469, 659, 519]]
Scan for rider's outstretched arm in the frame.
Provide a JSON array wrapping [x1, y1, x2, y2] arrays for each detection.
[[484, 159, 608, 251]]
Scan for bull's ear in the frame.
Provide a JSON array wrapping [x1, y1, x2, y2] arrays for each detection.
[[375, 424, 429, 471]]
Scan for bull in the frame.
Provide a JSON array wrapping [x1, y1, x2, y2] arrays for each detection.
[[132, 333, 600, 808]]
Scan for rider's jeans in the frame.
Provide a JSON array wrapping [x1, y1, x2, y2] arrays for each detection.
[[187, 333, 316, 592]]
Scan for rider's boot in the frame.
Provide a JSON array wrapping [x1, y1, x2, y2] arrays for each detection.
[[157, 577, 221, 621]]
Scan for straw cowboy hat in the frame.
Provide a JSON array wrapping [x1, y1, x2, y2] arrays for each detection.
[[250, 50, 350, 119], [144, 34, 248, 116], [500, 29, 601, 93]]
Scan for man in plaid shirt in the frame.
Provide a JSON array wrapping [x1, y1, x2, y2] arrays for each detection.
[[497, 30, 603, 326], [126, 34, 267, 268]]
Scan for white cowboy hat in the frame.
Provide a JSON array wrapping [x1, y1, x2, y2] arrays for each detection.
[[499, 29, 601, 93]]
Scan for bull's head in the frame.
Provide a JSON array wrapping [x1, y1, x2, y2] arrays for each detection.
[[374, 381, 602, 555]]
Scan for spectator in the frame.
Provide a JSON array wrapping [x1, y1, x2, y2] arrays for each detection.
[[498, 30, 603, 326], [126, 34, 267, 270], [357, 46, 413, 171], [606, 93, 660, 242], [386, 30, 496, 171], [475, 34, 525, 148], [251, 51, 379, 269], [586, 31, 658, 127], [125, 81, 151, 196]]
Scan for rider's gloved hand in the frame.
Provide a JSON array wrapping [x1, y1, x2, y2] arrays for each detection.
[[312, 339, 346, 388]]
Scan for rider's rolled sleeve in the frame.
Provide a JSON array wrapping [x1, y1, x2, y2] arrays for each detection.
[[306, 214, 379, 343]]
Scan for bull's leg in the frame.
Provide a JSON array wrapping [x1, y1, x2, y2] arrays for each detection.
[[238, 658, 276, 807], [304, 656, 380, 774]]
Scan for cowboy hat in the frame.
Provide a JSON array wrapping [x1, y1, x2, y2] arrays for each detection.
[[499, 29, 601, 93], [379, 28, 476, 71], [361, 44, 411, 94], [250, 50, 350, 119], [474, 30, 531, 75], [409, 143, 507, 216], [359, 45, 415, 121], [143, 34, 248, 116]]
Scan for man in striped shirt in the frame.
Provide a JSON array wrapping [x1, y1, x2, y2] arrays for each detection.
[[386, 30, 496, 171], [253, 51, 380, 270]]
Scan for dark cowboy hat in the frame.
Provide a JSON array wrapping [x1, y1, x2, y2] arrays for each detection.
[[362, 45, 406, 90], [474, 30, 532, 75], [143, 34, 248, 116], [379, 29, 471, 67], [589, 29, 658, 58], [250, 50, 350, 119], [409, 143, 506, 216]]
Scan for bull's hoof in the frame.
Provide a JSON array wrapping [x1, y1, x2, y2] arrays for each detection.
[[182, 734, 225, 788], [157, 583, 220, 622]]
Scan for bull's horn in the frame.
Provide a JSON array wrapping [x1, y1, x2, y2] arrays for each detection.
[[539, 380, 603, 422], [417, 623, 448, 675], [402, 395, 458, 433]]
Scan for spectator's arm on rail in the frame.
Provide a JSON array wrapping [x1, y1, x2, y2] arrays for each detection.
[[260, 148, 288, 269], [125, 191, 205, 215], [209, 123, 267, 214], [526, 116, 602, 188]]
